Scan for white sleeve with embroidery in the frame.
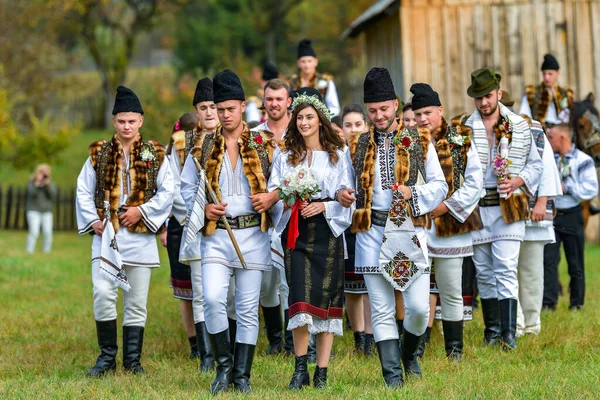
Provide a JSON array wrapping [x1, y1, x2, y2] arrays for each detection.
[[267, 148, 285, 232], [245, 100, 261, 123], [76, 157, 101, 235], [180, 153, 200, 213], [537, 135, 563, 198], [518, 94, 532, 118], [325, 79, 340, 117], [444, 144, 483, 223], [565, 153, 599, 202], [137, 160, 174, 233], [519, 132, 544, 197], [324, 148, 355, 237], [409, 144, 448, 216], [169, 146, 188, 224]]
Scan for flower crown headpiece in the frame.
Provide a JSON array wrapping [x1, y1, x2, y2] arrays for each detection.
[[291, 93, 333, 121]]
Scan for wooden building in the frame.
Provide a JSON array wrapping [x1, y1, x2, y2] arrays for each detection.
[[342, 0, 600, 118]]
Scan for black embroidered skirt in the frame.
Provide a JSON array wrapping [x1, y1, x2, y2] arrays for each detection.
[[166, 217, 193, 301], [343, 230, 367, 294], [282, 213, 344, 321]]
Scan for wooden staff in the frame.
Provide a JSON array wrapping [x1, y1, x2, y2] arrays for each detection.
[[193, 157, 248, 269]]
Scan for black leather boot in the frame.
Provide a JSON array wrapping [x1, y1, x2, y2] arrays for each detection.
[[313, 366, 328, 389], [209, 329, 233, 394], [442, 320, 464, 361], [415, 326, 431, 360], [307, 334, 317, 364], [396, 319, 404, 349], [87, 319, 117, 377], [288, 355, 310, 390], [499, 298, 518, 351], [228, 318, 237, 353], [122, 325, 145, 374], [283, 309, 294, 356], [188, 336, 199, 359], [232, 343, 255, 393], [401, 328, 422, 378], [195, 322, 215, 372], [481, 298, 501, 345], [353, 331, 366, 353], [364, 333, 375, 356], [376, 339, 404, 388], [262, 305, 284, 355]]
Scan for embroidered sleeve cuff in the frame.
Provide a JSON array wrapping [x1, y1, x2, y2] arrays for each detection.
[[78, 218, 100, 235], [521, 175, 535, 197], [138, 205, 159, 233], [444, 197, 469, 223], [408, 186, 421, 216]]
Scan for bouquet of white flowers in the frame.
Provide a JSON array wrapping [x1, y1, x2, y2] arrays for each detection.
[[278, 165, 321, 205]]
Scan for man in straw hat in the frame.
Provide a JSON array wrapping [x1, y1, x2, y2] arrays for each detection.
[[463, 68, 543, 351]]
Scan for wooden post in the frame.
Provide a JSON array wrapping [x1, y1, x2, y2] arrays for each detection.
[[13, 187, 22, 230], [55, 187, 62, 231], [4, 186, 12, 229]]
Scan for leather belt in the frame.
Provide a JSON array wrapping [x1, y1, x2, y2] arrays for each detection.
[[556, 204, 582, 216], [479, 189, 500, 207], [217, 214, 260, 230], [371, 209, 388, 227]]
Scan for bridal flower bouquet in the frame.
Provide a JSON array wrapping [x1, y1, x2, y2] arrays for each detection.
[[278, 166, 321, 250]]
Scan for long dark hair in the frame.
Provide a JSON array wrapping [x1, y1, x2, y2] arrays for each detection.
[[284, 103, 345, 166]]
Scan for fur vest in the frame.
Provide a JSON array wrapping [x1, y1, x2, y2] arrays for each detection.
[[189, 122, 276, 235], [289, 72, 333, 97], [433, 118, 483, 237], [89, 134, 166, 234], [348, 120, 431, 233], [525, 83, 574, 123]]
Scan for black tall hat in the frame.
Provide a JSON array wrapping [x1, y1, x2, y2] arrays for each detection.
[[193, 77, 213, 106], [262, 62, 279, 81], [541, 54, 560, 71], [112, 86, 143, 115], [213, 69, 245, 104], [363, 67, 396, 103], [297, 38, 317, 59], [410, 83, 442, 110]]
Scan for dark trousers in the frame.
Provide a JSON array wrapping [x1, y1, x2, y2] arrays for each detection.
[[543, 206, 585, 308]]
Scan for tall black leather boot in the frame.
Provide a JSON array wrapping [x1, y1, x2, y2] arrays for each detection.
[[283, 309, 294, 356], [209, 329, 233, 395], [122, 325, 145, 374], [481, 298, 501, 345], [188, 336, 199, 359], [396, 319, 404, 349], [87, 319, 117, 377], [364, 333, 375, 356], [376, 339, 404, 388], [353, 331, 366, 353], [232, 343, 255, 393], [442, 320, 464, 361], [228, 318, 237, 353], [262, 305, 284, 355], [415, 326, 431, 359], [499, 298, 518, 351], [313, 366, 328, 389], [195, 322, 215, 372], [307, 333, 317, 364], [401, 328, 423, 378], [288, 355, 310, 390]]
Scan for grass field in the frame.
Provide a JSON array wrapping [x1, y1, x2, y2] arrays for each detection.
[[1, 231, 599, 399]]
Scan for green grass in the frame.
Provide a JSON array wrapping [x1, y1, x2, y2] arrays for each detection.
[[1, 231, 599, 399]]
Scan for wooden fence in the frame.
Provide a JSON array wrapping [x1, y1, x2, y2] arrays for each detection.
[[0, 186, 77, 231]]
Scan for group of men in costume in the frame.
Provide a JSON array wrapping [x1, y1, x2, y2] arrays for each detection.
[[75, 42, 597, 394]]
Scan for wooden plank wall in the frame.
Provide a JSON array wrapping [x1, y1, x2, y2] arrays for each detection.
[[398, 0, 600, 118]]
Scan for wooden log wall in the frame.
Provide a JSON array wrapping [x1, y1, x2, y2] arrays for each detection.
[[399, 0, 600, 119]]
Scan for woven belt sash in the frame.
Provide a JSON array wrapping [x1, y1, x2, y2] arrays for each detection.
[[371, 209, 389, 227], [217, 214, 260, 230], [479, 189, 500, 207]]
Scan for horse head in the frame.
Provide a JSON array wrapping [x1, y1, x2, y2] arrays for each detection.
[[572, 93, 600, 166]]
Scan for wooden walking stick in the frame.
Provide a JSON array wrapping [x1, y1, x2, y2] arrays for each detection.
[[193, 157, 248, 269]]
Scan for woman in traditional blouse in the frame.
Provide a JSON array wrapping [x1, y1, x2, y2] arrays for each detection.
[[268, 87, 354, 390]]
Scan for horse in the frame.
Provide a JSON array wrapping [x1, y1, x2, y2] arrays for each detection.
[[570, 93, 600, 226]]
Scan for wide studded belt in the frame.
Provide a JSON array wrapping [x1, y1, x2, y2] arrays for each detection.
[[479, 189, 500, 207], [371, 209, 389, 227], [217, 214, 261, 230]]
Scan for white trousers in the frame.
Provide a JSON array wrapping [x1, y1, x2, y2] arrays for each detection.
[[517, 241, 544, 335], [260, 267, 280, 308], [26, 211, 53, 253], [364, 272, 430, 342], [473, 240, 521, 300], [92, 260, 151, 326], [203, 264, 263, 345], [433, 257, 464, 321], [191, 260, 236, 323]]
